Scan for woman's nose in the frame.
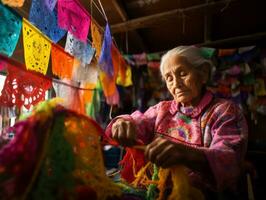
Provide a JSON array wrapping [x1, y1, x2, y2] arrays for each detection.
[[173, 76, 183, 87]]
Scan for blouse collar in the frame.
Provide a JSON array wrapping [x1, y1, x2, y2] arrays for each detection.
[[169, 91, 213, 118]]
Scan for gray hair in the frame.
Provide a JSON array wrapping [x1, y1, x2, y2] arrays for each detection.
[[160, 45, 214, 76]]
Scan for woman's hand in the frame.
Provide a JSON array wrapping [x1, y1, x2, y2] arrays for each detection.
[[144, 137, 208, 171], [111, 119, 136, 147], [144, 137, 187, 168]]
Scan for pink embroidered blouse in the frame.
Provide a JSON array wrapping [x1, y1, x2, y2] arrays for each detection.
[[105, 91, 248, 191]]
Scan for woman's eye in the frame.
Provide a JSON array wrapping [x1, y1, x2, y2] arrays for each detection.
[[179, 71, 187, 76], [166, 76, 173, 81]]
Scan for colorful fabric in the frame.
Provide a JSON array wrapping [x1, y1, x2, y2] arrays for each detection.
[[51, 43, 74, 79], [91, 22, 102, 61], [29, 0, 66, 43], [45, 0, 57, 11], [105, 91, 248, 190], [57, 0, 91, 43], [0, 99, 121, 199], [98, 23, 114, 77], [22, 18, 51, 75], [0, 56, 52, 109], [1, 0, 25, 7], [0, 3, 22, 57], [65, 32, 95, 64]]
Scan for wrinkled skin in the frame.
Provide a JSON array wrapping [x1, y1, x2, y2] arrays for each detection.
[[111, 55, 209, 170]]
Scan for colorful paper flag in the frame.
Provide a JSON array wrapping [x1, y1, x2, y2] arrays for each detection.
[[0, 3, 22, 57], [22, 18, 52, 75], [1, 0, 25, 7], [100, 71, 119, 105], [29, 0, 66, 43], [91, 22, 102, 61], [51, 44, 74, 79], [57, 0, 91, 43], [65, 32, 95, 64], [45, 0, 57, 11], [98, 23, 114, 77], [0, 55, 52, 109]]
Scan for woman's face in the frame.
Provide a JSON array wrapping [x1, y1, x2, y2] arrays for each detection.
[[162, 55, 207, 107]]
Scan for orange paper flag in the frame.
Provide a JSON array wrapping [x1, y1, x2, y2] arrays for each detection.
[[1, 0, 25, 7], [51, 44, 74, 79]]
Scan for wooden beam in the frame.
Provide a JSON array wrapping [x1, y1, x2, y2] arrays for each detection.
[[111, 0, 237, 33], [199, 32, 266, 47]]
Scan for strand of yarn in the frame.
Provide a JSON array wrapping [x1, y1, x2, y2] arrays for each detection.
[[146, 164, 159, 200]]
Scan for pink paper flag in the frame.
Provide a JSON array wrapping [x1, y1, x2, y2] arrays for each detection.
[[57, 0, 91, 43]]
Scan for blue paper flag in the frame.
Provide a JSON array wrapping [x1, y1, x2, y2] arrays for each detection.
[[65, 32, 95, 64], [45, 0, 57, 11], [98, 23, 114, 77], [29, 0, 66, 43], [0, 3, 22, 57]]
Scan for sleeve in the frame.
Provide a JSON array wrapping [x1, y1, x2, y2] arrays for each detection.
[[202, 101, 248, 190], [104, 103, 161, 145]]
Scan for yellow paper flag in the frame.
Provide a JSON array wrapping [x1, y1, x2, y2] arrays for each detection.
[[22, 18, 51, 75], [91, 22, 102, 61], [116, 65, 133, 87]]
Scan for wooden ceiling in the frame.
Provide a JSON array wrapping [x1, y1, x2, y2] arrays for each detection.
[[16, 0, 266, 54]]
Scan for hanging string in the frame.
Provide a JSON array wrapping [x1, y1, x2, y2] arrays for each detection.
[[97, 0, 108, 22], [108, 105, 113, 120]]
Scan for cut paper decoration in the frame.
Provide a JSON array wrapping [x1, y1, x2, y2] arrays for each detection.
[[123, 55, 135, 66], [22, 18, 51, 75], [57, 0, 91, 43], [133, 53, 147, 66], [111, 44, 124, 81], [98, 23, 114, 77], [91, 22, 102, 61], [116, 65, 133, 87], [29, 0, 66, 43], [86, 81, 101, 119], [148, 61, 160, 69], [225, 65, 241, 76], [65, 32, 95, 64], [1, 0, 25, 7], [254, 78, 266, 96], [99, 71, 119, 105], [51, 44, 74, 79], [146, 53, 161, 61], [218, 48, 237, 57], [72, 59, 98, 84], [200, 47, 216, 59], [238, 46, 256, 54], [0, 55, 52, 109], [45, 0, 57, 11], [52, 79, 85, 114], [0, 3, 22, 57]]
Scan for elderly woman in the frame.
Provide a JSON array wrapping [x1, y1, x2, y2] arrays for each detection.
[[105, 46, 248, 199]]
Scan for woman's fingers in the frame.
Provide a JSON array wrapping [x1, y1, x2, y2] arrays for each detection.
[[111, 119, 136, 146], [145, 138, 183, 168]]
